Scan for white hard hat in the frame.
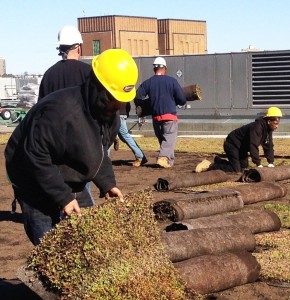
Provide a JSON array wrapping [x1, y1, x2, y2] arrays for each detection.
[[153, 57, 167, 67], [57, 25, 83, 45]]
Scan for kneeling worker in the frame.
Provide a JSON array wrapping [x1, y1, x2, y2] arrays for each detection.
[[195, 106, 282, 173]]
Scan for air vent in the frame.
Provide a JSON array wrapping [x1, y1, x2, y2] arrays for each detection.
[[252, 52, 290, 106]]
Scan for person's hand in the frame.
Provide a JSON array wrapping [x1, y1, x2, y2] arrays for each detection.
[[105, 187, 124, 201], [63, 199, 81, 216], [268, 163, 275, 167], [257, 165, 263, 168]]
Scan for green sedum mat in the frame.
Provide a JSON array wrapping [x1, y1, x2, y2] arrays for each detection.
[[27, 191, 192, 300]]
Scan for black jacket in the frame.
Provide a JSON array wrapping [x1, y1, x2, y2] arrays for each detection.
[[119, 102, 131, 117], [226, 117, 274, 165], [38, 60, 91, 100], [5, 82, 119, 210]]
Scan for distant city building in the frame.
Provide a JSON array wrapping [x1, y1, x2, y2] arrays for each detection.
[[0, 76, 42, 100], [241, 45, 261, 52], [78, 15, 207, 57], [0, 58, 6, 76]]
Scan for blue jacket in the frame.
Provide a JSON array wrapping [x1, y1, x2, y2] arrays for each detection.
[[135, 75, 186, 118]]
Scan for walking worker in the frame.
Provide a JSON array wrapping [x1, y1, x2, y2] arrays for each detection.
[[135, 57, 186, 168], [118, 102, 147, 167], [5, 49, 138, 245], [38, 25, 91, 100], [195, 106, 283, 173]]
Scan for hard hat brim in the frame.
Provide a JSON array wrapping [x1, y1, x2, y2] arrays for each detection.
[[107, 87, 136, 103]]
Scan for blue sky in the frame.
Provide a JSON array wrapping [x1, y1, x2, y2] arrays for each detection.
[[1, 0, 290, 75]]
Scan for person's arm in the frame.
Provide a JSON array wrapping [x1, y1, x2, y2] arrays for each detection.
[[262, 131, 275, 164], [63, 199, 82, 216], [173, 80, 187, 106], [105, 187, 124, 201], [92, 154, 120, 198], [249, 123, 263, 166], [25, 121, 75, 209], [37, 78, 45, 101], [126, 102, 131, 117], [37, 72, 49, 102], [134, 81, 152, 117], [135, 82, 149, 101]]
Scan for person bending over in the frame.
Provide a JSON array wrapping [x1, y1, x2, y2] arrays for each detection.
[[5, 49, 138, 245]]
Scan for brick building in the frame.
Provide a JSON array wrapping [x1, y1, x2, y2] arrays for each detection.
[[78, 15, 207, 57]]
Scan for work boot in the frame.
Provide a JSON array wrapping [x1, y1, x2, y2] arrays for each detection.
[[113, 138, 119, 151], [195, 159, 212, 173], [156, 157, 171, 168], [132, 156, 148, 167]]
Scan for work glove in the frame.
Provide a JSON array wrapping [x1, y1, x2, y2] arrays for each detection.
[[268, 163, 275, 167], [257, 165, 263, 168]]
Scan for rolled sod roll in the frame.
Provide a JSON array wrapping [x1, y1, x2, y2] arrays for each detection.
[[174, 251, 260, 294]]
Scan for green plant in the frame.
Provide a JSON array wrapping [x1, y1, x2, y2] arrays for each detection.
[[254, 230, 290, 283], [27, 191, 194, 299]]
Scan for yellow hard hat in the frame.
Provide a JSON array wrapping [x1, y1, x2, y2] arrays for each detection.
[[264, 106, 282, 118], [92, 49, 138, 102]]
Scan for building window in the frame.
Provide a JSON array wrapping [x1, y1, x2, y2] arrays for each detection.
[[93, 40, 100, 56]]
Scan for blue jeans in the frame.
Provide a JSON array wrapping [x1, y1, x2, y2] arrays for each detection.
[[18, 188, 94, 245], [19, 200, 60, 245], [118, 116, 144, 161], [85, 182, 92, 198]]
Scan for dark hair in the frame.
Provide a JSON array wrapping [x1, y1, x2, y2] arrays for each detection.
[[153, 65, 166, 73], [57, 44, 80, 56]]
